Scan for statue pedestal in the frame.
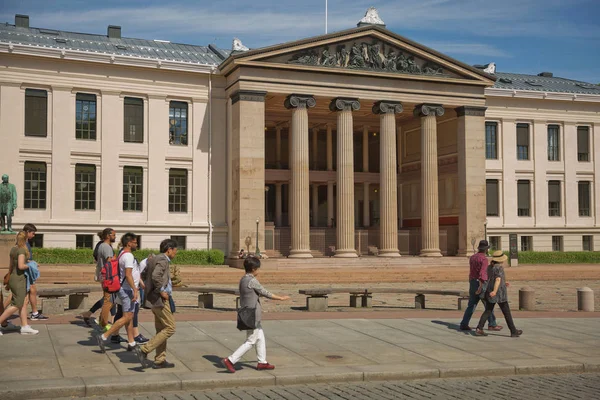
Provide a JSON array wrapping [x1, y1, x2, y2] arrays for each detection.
[[0, 233, 16, 269]]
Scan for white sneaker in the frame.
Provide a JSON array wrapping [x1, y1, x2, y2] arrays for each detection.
[[20, 325, 39, 335], [1, 321, 20, 331]]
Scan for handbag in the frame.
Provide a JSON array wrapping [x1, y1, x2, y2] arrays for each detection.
[[237, 306, 256, 331], [168, 294, 176, 314]]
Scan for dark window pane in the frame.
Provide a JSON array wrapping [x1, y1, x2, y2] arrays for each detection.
[[578, 181, 591, 216], [168, 169, 188, 213], [74, 164, 96, 210], [169, 101, 188, 146], [124, 97, 144, 143], [76, 234, 94, 249], [547, 125, 560, 161], [578, 126, 590, 162], [517, 180, 530, 216], [548, 181, 561, 216], [25, 89, 48, 137], [123, 166, 143, 211], [76, 93, 97, 140], [24, 161, 47, 209], [486, 179, 499, 216], [485, 122, 497, 160], [517, 123, 529, 160], [170, 235, 186, 250]]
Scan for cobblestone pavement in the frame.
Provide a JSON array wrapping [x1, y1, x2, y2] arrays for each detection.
[[48, 373, 600, 400]]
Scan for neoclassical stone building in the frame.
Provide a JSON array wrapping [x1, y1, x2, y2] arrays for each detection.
[[0, 10, 598, 261]]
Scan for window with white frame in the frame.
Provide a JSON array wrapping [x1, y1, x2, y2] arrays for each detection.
[[547, 125, 560, 161], [548, 180, 561, 217], [517, 180, 530, 216], [577, 126, 590, 162], [517, 123, 529, 160]]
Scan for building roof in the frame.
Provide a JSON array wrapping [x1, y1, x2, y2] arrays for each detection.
[[0, 22, 229, 66], [492, 71, 600, 95]]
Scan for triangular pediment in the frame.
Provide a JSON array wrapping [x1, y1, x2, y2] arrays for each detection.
[[221, 26, 495, 85]]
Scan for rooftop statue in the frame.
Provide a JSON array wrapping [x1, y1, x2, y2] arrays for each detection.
[[0, 174, 17, 234], [358, 7, 385, 26], [232, 38, 249, 52]]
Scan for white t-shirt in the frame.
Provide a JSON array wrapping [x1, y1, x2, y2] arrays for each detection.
[[118, 252, 139, 290]]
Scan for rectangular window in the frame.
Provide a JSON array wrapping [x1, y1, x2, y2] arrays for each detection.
[[489, 236, 501, 251], [123, 166, 143, 211], [486, 179, 499, 216], [168, 169, 188, 213], [136, 235, 142, 250], [75, 164, 96, 210], [548, 180, 561, 217], [76, 234, 94, 249], [520, 236, 532, 252], [516, 123, 530, 160], [24, 161, 47, 209], [124, 97, 144, 143], [547, 125, 560, 161], [517, 180, 530, 216], [170, 235, 186, 250], [169, 101, 188, 145], [578, 181, 591, 217], [76, 93, 97, 140], [25, 89, 47, 137], [552, 236, 563, 252], [577, 126, 590, 162], [582, 235, 593, 251], [30, 234, 43, 248], [485, 122, 497, 159]]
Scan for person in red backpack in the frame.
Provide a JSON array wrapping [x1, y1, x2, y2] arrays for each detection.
[[80, 228, 116, 330], [95, 232, 139, 353]]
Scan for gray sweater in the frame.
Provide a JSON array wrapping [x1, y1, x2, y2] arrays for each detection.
[[239, 273, 273, 324]]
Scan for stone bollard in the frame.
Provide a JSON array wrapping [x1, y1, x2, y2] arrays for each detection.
[[519, 287, 535, 311], [577, 287, 595, 312]]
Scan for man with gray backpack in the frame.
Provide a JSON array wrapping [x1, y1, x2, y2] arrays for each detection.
[[221, 256, 290, 373]]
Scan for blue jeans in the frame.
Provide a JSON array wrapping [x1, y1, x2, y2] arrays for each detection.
[[460, 279, 497, 328]]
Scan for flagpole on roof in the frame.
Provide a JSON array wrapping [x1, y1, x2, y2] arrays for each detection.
[[325, 0, 328, 34]]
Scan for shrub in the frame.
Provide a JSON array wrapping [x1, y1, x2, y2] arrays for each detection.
[[33, 248, 225, 265], [516, 251, 600, 264]]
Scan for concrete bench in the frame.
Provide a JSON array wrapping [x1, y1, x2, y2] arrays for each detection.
[[37, 286, 91, 315], [299, 288, 469, 312], [174, 286, 240, 309]]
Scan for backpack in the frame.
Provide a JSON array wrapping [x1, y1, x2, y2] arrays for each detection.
[[101, 252, 126, 293]]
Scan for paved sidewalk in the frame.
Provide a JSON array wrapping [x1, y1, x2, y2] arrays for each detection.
[[2, 315, 600, 399]]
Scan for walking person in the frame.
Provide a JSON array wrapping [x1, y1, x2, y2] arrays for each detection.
[[95, 233, 139, 352], [459, 240, 502, 332], [134, 239, 178, 369], [80, 228, 116, 330], [0, 232, 38, 335], [221, 257, 290, 373], [475, 250, 523, 337], [20, 223, 48, 321]]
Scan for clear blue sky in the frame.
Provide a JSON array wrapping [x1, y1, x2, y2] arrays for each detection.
[[2, 0, 599, 83]]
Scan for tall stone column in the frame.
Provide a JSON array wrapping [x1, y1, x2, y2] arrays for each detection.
[[330, 98, 360, 257], [275, 126, 282, 168], [275, 183, 283, 227], [326, 123, 333, 171], [285, 94, 316, 258], [312, 184, 319, 227], [363, 182, 370, 227], [414, 104, 444, 257], [456, 106, 487, 257], [374, 101, 403, 257], [327, 182, 334, 227], [230, 90, 267, 259]]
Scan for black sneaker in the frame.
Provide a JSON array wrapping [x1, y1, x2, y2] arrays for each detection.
[[110, 335, 127, 344], [127, 344, 137, 352], [133, 346, 152, 368], [30, 313, 49, 320], [152, 361, 175, 369], [134, 334, 149, 344], [95, 333, 107, 353]]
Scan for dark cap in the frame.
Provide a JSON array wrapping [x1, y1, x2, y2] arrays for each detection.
[[477, 240, 490, 251]]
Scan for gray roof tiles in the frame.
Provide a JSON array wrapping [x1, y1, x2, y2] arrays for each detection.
[[0, 23, 228, 66], [493, 72, 600, 95]]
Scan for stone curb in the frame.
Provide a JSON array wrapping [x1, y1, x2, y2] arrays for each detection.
[[1, 361, 593, 400]]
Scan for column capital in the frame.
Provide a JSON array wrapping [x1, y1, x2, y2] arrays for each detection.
[[455, 106, 487, 117], [284, 94, 316, 109], [231, 90, 267, 105], [329, 97, 360, 112], [413, 104, 444, 118], [373, 101, 403, 115]]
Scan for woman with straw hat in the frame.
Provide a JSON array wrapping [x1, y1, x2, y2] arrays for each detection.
[[474, 250, 523, 337]]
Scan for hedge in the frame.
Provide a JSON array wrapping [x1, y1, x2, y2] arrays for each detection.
[[515, 251, 600, 264], [32, 248, 225, 265]]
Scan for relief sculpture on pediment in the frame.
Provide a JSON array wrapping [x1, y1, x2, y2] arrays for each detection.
[[288, 39, 445, 76]]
